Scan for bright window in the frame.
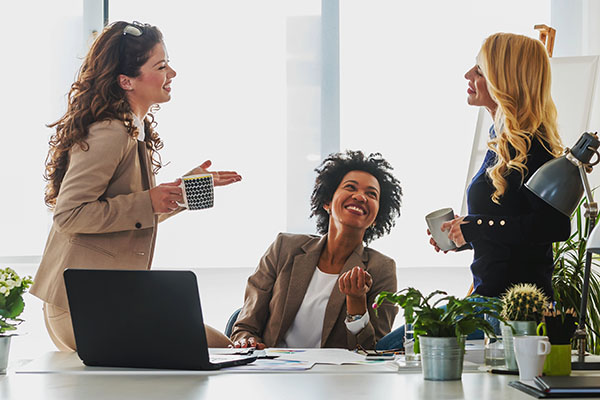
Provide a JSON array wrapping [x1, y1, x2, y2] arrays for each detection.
[[340, 0, 551, 267]]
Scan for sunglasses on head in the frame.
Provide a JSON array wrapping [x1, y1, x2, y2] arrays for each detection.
[[122, 21, 146, 37]]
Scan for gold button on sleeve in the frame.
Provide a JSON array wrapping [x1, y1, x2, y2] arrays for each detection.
[[477, 219, 482, 225], [488, 220, 494, 226], [500, 220, 506, 226]]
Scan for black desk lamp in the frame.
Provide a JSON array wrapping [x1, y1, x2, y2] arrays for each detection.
[[526, 132, 600, 370]]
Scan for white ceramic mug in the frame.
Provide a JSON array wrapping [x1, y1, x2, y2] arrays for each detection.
[[513, 335, 551, 381], [425, 208, 457, 252]]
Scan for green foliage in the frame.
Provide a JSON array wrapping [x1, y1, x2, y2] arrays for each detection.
[[552, 197, 600, 354], [0, 267, 33, 335], [374, 287, 504, 340], [500, 283, 548, 322]]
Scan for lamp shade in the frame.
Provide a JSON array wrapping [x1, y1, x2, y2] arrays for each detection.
[[587, 223, 600, 254], [525, 155, 583, 216]]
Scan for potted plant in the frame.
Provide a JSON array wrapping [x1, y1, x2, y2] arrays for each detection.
[[552, 197, 600, 355], [374, 287, 503, 381], [0, 267, 33, 374], [500, 283, 548, 371]]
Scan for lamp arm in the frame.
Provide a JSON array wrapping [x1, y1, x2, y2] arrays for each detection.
[[577, 164, 597, 362], [579, 164, 596, 210]]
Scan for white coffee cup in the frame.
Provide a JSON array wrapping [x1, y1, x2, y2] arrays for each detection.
[[513, 335, 551, 381], [425, 208, 457, 252]]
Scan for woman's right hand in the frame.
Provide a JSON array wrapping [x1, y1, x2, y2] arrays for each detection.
[[233, 336, 266, 350], [149, 179, 183, 214]]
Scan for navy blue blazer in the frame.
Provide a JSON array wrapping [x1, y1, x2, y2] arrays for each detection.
[[460, 127, 571, 298]]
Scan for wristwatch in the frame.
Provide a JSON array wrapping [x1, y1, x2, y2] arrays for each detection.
[[346, 313, 363, 322]]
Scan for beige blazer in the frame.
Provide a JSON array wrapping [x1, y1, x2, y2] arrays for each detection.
[[31, 119, 167, 311], [231, 233, 398, 350]]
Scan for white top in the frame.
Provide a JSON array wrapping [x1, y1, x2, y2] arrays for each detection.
[[277, 267, 369, 348], [132, 114, 146, 142]]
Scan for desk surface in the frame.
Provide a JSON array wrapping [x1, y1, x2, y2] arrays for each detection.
[[2, 352, 600, 400]]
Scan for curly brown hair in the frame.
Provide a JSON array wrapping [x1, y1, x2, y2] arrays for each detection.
[[44, 21, 165, 208]]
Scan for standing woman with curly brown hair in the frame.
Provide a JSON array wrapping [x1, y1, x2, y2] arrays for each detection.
[[430, 33, 571, 299], [31, 21, 240, 351]]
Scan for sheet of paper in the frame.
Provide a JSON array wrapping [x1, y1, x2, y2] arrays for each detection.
[[223, 359, 314, 371], [265, 348, 369, 365]]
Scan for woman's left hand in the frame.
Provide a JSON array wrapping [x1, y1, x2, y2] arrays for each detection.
[[440, 215, 469, 247], [339, 266, 372, 316], [190, 160, 242, 186], [339, 266, 372, 299]]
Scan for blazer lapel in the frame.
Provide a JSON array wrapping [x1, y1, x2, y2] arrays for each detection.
[[137, 141, 153, 190], [320, 242, 369, 347], [276, 236, 327, 344]]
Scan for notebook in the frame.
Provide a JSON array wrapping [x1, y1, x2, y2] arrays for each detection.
[[535, 376, 600, 395], [509, 377, 600, 399], [64, 269, 255, 370]]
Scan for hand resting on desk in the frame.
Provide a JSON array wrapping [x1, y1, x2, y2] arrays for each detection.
[[233, 336, 266, 350]]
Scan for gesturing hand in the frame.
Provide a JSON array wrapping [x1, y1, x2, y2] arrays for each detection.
[[149, 179, 183, 214], [339, 266, 372, 299], [190, 160, 242, 187]]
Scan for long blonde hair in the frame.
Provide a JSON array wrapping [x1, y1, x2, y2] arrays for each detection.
[[479, 32, 563, 204]]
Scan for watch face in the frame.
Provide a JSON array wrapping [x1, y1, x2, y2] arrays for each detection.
[[346, 314, 363, 322]]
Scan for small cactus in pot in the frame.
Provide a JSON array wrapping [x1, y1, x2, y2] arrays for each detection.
[[500, 283, 549, 322], [500, 283, 549, 370]]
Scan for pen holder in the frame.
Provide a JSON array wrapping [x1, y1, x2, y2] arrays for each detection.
[[542, 344, 571, 376]]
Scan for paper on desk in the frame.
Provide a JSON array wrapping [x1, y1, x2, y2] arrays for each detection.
[[223, 358, 314, 371], [265, 348, 368, 365]]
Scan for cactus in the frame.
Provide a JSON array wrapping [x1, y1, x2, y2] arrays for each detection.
[[500, 283, 549, 322]]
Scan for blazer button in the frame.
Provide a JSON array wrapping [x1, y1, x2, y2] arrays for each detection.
[[477, 219, 483, 225], [488, 220, 494, 226], [135, 222, 142, 229], [500, 220, 506, 226], [136, 252, 145, 256]]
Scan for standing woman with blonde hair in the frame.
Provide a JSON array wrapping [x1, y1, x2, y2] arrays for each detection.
[[31, 21, 239, 351], [430, 32, 571, 299]]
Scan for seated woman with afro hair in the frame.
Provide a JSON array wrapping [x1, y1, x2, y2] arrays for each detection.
[[231, 150, 403, 350]]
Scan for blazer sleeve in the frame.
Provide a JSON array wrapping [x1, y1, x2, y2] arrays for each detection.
[[53, 122, 155, 234], [230, 234, 282, 343], [353, 258, 398, 349], [460, 188, 571, 245]]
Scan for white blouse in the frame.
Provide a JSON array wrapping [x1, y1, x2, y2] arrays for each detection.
[[277, 267, 369, 348], [132, 114, 146, 142]]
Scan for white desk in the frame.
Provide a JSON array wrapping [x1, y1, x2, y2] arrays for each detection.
[[1, 352, 600, 400]]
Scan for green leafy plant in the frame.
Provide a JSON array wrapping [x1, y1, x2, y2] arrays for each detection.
[[373, 287, 504, 340], [552, 197, 600, 354], [0, 267, 33, 335], [500, 283, 548, 322]]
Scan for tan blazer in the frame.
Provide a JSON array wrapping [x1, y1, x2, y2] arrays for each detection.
[[31, 119, 165, 311], [231, 233, 398, 350]]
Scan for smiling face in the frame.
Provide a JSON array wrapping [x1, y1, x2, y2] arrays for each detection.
[[122, 42, 176, 115], [464, 56, 497, 113], [325, 170, 380, 234]]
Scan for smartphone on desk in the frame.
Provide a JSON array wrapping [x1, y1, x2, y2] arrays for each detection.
[[365, 353, 396, 361]]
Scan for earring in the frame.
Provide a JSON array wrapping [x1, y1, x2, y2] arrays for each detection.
[[326, 208, 331, 215]]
